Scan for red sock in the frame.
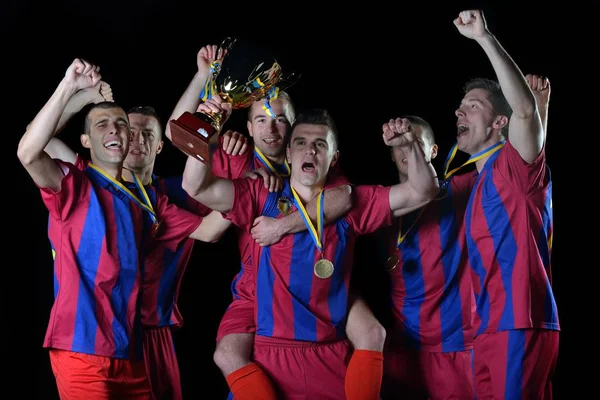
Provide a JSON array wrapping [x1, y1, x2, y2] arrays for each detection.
[[226, 363, 277, 400], [345, 349, 384, 400]]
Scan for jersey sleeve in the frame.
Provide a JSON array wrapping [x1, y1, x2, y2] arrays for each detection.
[[345, 184, 392, 235]]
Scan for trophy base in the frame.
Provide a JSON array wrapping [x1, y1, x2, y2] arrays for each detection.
[[169, 111, 219, 164]]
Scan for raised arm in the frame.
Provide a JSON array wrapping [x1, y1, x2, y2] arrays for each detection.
[[45, 81, 114, 163], [17, 59, 101, 190], [526, 74, 550, 134], [383, 118, 439, 217], [182, 153, 235, 213], [454, 9, 544, 163], [164, 44, 225, 141]]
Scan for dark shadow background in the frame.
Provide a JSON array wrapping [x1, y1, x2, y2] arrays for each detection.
[[2, 0, 593, 397]]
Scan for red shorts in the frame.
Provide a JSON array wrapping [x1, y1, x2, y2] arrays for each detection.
[[216, 263, 256, 343], [49, 349, 151, 400], [253, 335, 350, 399], [143, 326, 182, 400], [382, 343, 474, 400], [473, 329, 559, 400]]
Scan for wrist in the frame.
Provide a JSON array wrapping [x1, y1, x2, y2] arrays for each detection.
[[57, 79, 80, 97]]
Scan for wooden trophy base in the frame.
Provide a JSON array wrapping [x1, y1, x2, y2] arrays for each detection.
[[169, 111, 218, 164]]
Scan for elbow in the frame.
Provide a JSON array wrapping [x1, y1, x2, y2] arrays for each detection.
[[419, 180, 440, 203], [17, 140, 37, 166], [182, 176, 201, 199], [513, 91, 537, 119]]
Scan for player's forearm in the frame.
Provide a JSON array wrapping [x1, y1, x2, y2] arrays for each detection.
[[278, 185, 352, 235], [55, 89, 95, 134], [476, 33, 536, 118], [405, 142, 439, 200], [18, 79, 78, 165], [182, 155, 233, 213], [165, 71, 209, 141]]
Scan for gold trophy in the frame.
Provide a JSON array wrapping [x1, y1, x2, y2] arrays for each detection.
[[169, 37, 287, 165]]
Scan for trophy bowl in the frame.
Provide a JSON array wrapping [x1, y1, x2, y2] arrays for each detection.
[[169, 37, 295, 164]]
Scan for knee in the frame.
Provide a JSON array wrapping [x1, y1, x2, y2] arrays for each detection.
[[354, 321, 387, 351], [213, 334, 254, 376]]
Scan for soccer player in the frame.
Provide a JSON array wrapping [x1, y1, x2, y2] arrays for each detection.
[[165, 53, 387, 399], [379, 115, 477, 399], [180, 105, 439, 398], [453, 9, 558, 399], [18, 58, 228, 399], [40, 44, 246, 400]]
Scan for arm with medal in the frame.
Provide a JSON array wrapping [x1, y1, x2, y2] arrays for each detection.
[[250, 183, 353, 246]]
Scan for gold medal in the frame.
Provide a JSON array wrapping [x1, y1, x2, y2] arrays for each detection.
[[314, 258, 334, 279], [385, 254, 399, 271]]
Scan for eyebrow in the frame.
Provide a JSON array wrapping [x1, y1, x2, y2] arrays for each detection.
[[463, 98, 485, 106], [253, 113, 286, 121]]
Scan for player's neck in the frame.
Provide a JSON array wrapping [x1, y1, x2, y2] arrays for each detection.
[[122, 165, 154, 185], [398, 172, 408, 183], [266, 153, 286, 166], [290, 178, 324, 205], [91, 159, 123, 181]]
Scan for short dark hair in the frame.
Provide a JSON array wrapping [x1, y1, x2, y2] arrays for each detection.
[[463, 78, 512, 136], [290, 108, 339, 150], [84, 101, 127, 134], [128, 105, 162, 125], [128, 105, 163, 139], [403, 115, 435, 145]]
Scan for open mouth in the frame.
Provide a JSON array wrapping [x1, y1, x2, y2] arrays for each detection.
[[263, 137, 280, 146], [104, 140, 123, 150], [301, 162, 316, 173], [457, 124, 469, 138]]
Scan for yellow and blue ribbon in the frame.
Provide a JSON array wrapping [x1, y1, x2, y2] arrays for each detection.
[[443, 140, 506, 181], [199, 61, 221, 101], [254, 146, 290, 178], [88, 163, 157, 224], [290, 186, 324, 253]]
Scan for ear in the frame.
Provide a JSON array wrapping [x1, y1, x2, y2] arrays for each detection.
[[286, 145, 291, 164], [80, 133, 91, 149], [430, 144, 438, 160], [329, 150, 340, 168], [247, 120, 254, 138], [156, 140, 164, 155], [493, 115, 509, 130]]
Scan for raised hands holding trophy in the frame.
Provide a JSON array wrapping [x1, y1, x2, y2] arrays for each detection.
[[169, 37, 287, 164]]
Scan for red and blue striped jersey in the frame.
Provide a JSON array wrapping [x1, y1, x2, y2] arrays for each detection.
[[386, 172, 477, 352], [42, 160, 203, 359], [226, 178, 391, 342], [465, 141, 558, 335], [212, 143, 349, 300], [140, 175, 211, 329]]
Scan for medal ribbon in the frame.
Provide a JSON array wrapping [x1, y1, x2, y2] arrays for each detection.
[[396, 207, 427, 247], [443, 140, 506, 181], [290, 186, 324, 253], [254, 147, 290, 178], [199, 61, 221, 101], [88, 163, 157, 224]]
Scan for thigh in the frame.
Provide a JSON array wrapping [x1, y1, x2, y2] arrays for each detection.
[[143, 327, 182, 400], [49, 349, 112, 400], [420, 350, 475, 400], [382, 345, 427, 400]]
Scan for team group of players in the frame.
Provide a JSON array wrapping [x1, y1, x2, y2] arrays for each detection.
[[20, 9, 558, 400]]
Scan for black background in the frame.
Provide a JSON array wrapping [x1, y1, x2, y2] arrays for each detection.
[[2, 0, 594, 398]]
